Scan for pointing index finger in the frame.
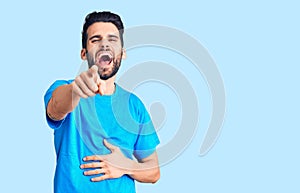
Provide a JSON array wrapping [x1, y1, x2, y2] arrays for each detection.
[[89, 65, 98, 74], [88, 65, 100, 80]]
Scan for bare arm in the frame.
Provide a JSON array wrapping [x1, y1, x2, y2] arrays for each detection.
[[128, 152, 160, 183], [47, 65, 104, 121], [47, 84, 80, 120]]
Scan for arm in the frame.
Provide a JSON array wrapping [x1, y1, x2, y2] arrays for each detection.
[[128, 151, 160, 183], [47, 65, 104, 120], [47, 84, 80, 120], [80, 139, 160, 183]]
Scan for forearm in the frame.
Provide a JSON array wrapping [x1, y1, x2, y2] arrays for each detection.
[[47, 83, 80, 120], [127, 160, 160, 183]]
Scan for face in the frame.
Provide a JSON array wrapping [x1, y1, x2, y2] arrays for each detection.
[[81, 22, 125, 80]]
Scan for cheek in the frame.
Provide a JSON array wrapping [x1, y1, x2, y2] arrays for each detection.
[[87, 46, 98, 56], [113, 45, 123, 57], [110, 41, 122, 50]]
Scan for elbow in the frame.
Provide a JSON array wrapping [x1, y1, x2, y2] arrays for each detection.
[[151, 168, 160, 184]]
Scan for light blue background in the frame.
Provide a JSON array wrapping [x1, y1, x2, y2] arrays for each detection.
[[0, 0, 299, 192]]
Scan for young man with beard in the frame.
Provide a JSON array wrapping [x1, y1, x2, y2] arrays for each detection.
[[44, 11, 160, 193]]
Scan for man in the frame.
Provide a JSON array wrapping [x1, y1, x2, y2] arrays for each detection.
[[44, 11, 160, 193]]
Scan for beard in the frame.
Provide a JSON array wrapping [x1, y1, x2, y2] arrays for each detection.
[[86, 50, 122, 80]]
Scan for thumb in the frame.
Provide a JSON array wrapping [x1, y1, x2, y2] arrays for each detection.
[[98, 80, 106, 96], [103, 139, 117, 152]]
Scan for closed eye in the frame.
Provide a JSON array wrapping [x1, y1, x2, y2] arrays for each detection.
[[109, 38, 117, 42], [91, 39, 100, 43], [89, 35, 102, 43], [108, 34, 119, 42]]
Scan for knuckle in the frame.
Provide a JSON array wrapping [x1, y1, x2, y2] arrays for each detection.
[[105, 169, 111, 175], [96, 155, 101, 159], [100, 162, 106, 168], [96, 169, 102, 174], [74, 77, 80, 84], [93, 155, 99, 160], [79, 72, 86, 78]]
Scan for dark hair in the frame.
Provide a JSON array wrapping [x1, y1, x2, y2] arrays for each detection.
[[82, 11, 124, 49]]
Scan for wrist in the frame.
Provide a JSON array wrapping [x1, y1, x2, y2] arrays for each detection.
[[123, 158, 139, 176]]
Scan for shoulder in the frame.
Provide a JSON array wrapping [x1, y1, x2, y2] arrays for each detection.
[[50, 79, 74, 88], [44, 79, 74, 103], [45, 79, 74, 94]]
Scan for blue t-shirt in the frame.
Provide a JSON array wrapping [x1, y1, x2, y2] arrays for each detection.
[[44, 80, 160, 193]]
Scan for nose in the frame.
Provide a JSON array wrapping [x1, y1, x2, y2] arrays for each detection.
[[100, 39, 110, 50]]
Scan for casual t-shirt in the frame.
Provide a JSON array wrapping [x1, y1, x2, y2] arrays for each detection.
[[44, 80, 160, 193]]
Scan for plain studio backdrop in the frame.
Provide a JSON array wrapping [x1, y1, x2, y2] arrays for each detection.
[[0, 0, 299, 192]]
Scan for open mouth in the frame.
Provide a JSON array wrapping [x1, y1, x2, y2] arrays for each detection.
[[99, 54, 113, 66]]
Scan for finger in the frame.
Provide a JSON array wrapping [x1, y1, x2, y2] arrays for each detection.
[[84, 168, 106, 176], [94, 71, 101, 85], [88, 65, 100, 82], [78, 74, 98, 95], [89, 65, 108, 95], [80, 73, 99, 93], [89, 65, 99, 76], [98, 161, 106, 168], [103, 139, 117, 152], [91, 174, 110, 182], [83, 155, 105, 162], [71, 82, 88, 98], [75, 76, 96, 97], [80, 161, 102, 169], [88, 65, 102, 91], [97, 83, 105, 95]]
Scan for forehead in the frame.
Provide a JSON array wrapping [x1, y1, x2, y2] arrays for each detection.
[[87, 22, 120, 37]]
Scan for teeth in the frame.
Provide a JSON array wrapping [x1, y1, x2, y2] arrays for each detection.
[[99, 53, 112, 58]]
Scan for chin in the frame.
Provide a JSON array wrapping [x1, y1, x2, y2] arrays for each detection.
[[100, 73, 113, 80]]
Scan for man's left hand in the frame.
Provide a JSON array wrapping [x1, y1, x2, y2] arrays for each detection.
[[80, 139, 133, 182]]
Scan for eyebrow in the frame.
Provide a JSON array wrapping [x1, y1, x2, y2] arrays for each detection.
[[108, 34, 119, 39]]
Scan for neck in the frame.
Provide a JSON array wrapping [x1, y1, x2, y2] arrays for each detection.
[[103, 76, 116, 95]]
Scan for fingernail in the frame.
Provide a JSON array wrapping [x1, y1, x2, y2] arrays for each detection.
[[83, 157, 86, 161]]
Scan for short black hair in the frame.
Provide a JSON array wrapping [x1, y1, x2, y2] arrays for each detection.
[[82, 11, 124, 49]]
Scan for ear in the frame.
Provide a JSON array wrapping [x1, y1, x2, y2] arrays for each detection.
[[81, 49, 87, 60], [122, 48, 126, 59]]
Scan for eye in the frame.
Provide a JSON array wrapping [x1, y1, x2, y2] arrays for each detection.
[[91, 39, 100, 43], [109, 38, 117, 42]]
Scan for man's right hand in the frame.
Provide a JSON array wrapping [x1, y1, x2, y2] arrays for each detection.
[[72, 65, 106, 98], [46, 65, 106, 121]]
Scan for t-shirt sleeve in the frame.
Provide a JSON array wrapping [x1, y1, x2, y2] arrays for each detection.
[[132, 96, 160, 161], [44, 80, 71, 129]]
